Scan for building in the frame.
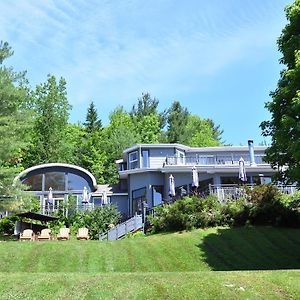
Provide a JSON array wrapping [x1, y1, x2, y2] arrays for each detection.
[[116, 140, 280, 216], [17, 140, 295, 218]]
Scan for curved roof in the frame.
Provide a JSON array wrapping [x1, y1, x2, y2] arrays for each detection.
[[15, 163, 97, 190]]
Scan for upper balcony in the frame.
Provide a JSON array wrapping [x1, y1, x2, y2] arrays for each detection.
[[165, 154, 267, 167]]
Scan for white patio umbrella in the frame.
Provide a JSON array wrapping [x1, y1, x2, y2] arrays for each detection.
[[82, 186, 90, 203], [102, 191, 108, 205], [239, 157, 247, 182], [192, 166, 199, 187], [48, 187, 53, 204], [168, 174, 176, 197]]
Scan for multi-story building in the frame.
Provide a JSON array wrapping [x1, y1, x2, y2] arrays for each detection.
[[16, 140, 295, 218]]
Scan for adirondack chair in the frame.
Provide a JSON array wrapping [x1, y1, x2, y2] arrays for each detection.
[[76, 227, 89, 240], [20, 229, 34, 241], [57, 228, 70, 240], [37, 228, 52, 241]]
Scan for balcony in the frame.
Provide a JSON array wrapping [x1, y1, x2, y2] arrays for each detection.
[[165, 154, 266, 166]]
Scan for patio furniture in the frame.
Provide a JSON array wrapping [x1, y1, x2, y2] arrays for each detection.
[[20, 229, 34, 241], [57, 228, 70, 240], [37, 228, 52, 241], [76, 227, 89, 240]]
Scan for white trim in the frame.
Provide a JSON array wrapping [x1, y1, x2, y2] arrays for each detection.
[[15, 163, 97, 190]]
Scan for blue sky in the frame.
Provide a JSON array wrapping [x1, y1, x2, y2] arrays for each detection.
[[0, 0, 291, 145]]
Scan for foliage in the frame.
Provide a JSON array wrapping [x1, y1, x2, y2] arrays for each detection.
[[185, 115, 222, 147], [25, 74, 71, 165], [261, 0, 300, 185], [130, 92, 166, 130], [0, 216, 17, 235], [150, 186, 300, 232], [84, 101, 102, 133], [76, 103, 107, 183], [50, 205, 121, 240], [166, 101, 189, 143], [0, 41, 32, 198]]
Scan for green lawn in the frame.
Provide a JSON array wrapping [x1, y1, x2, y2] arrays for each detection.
[[0, 227, 300, 299]]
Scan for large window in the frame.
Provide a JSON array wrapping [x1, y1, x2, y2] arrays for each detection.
[[45, 172, 65, 191], [22, 168, 93, 193], [23, 174, 43, 191], [68, 173, 91, 191], [129, 151, 139, 169], [132, 187, 146, 214]]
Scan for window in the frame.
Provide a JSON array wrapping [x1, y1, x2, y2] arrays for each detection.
[[132, 187, 146, 214], [142, 150, 149, 168], [67, 173, 91, 191], [23, 174, 43, 191], [152, 185, 163, 206], [129, 151, 139, 169], [45, 172, 65, 191], [176, 150, 185, 165], [221, 177, 239, 185]]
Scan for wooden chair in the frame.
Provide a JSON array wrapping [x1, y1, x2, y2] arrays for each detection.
[[57, 228, 70, 240], [37, 229, 52, 241], [20, 229, 34, 241], [76, 228, 89, 240]]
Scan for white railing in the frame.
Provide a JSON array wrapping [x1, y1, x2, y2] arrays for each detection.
[[41, 203, 94, 216], [165, 154, 266, 166], [209, 184, 297, 202], [99, 214, 143, 241]]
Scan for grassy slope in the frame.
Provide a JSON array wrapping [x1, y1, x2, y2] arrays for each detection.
[[0, 227, 300, 299]]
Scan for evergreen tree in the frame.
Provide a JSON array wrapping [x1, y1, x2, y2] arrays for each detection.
[[261, 0, 300, 184], [166, 101, 189, 143], [77, 102, 106, 183], [84, 101, 102, 133]]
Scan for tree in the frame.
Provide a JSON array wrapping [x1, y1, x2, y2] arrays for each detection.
[[84, 101, 102, 133], [166, 101, 189, 143], [0, 41, 31, 197], [260, 0, 300, 185], [131, 92, 167, 131], [77, 103, 107, 183], [185, 115, 222, 147], [26, 75, 71, 165], [102, 107, 139, 183]]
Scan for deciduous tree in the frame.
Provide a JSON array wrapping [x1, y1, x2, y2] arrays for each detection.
[[261, 0, 300, 184]]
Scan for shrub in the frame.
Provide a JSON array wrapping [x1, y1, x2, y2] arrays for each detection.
[[0, 216, 18, 235]]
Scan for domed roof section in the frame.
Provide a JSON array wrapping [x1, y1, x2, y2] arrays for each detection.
[[15, 163, 97, 192]]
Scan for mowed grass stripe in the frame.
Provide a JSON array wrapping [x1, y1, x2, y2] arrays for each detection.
[[1, 227, 300, 273], [0, 271, 299, 300]]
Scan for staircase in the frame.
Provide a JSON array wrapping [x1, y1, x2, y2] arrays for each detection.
[[99, 214, 143, 241]]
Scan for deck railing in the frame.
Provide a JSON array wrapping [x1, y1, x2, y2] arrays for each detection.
[[165, 154, 266, 166], [209, 184, 297, 202]]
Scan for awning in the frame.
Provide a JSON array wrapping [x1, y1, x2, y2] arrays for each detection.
[[16, 211, 58, 222]]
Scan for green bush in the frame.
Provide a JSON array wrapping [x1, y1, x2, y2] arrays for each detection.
[[149, 185, 300, 233], [49, 205, 121, 239], [0, 216, 17, 235], [246, 185, 300, 227]]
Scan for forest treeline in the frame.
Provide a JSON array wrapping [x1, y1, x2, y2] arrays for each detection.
[[0, 41, 223, 195]]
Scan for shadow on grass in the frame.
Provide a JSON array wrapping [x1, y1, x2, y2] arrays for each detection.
[[199, 227, 300, 271]]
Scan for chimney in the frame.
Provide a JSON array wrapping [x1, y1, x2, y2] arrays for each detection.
[[248, 139, 256, 166]]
